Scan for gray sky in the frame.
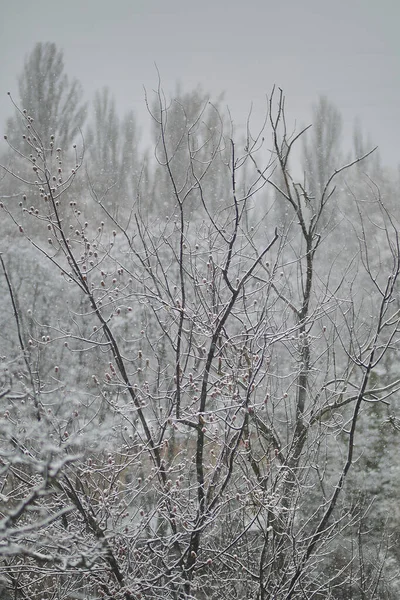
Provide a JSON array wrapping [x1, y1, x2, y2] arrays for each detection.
[[1, 0, 399, 165]]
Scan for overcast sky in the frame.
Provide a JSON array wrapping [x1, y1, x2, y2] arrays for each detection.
[[1, 0, 399, 166]]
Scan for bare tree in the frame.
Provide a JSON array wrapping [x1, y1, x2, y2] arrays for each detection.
[[149, 85, 231, 218], [1, 86, 399, 600]]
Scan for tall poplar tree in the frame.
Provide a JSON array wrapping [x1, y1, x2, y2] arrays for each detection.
[[6, 42, 87, 149]]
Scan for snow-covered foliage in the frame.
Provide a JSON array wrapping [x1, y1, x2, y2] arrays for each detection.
[[1, 45, 400, 600]]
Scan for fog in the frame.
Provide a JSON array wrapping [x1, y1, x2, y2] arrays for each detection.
[[1, 0, 400, 164]]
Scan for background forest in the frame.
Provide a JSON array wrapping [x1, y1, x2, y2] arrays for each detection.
[[1, 42, 400, 599]]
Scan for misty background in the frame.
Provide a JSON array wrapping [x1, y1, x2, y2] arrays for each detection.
[[1, 0, 400, 166]]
